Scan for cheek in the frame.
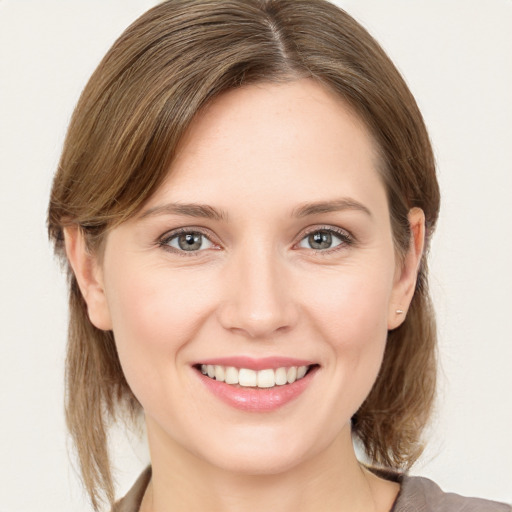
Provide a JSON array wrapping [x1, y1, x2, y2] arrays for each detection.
[[102, 263, 215, 396], [106, 262, 210, 338], [303, 262, 394, 393], [307, 263, 394, 342]]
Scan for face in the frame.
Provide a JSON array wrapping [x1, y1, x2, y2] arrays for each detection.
[[76, 79, 420, 475]]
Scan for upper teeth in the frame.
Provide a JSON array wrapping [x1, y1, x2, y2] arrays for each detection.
[[200, 364, 309, 388]]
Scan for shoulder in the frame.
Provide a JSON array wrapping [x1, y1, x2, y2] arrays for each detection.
[[393, 475, 511, 512], [112, 466, 152, 512]]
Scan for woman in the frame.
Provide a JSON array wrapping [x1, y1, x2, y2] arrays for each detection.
[[47, 1, 510, 511]]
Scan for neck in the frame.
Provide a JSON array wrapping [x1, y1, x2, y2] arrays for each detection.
[[141, 419, 398, 512]]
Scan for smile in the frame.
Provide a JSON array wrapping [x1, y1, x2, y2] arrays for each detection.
[[199, 364, 310, 388], [193, 357, 319, 411]]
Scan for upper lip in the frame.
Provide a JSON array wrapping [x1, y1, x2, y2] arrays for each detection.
[[193, 356, 316, 371]]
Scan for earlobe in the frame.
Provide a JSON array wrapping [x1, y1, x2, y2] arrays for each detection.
[[64, 226, 113, 331], [388, 208, 425, 330]]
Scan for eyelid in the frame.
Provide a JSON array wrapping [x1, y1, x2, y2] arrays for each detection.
[[156, 224, 354, 255], [295, 225, 354, 252], [158, 226, 221, 254]]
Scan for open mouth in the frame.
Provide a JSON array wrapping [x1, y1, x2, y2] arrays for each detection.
[[195, 364, 318, 389]]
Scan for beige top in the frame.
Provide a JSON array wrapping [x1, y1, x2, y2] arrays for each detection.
[[113, 466, 511, 512]]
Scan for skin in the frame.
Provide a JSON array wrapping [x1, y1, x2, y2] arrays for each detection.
[[66, 79, 425, 511]]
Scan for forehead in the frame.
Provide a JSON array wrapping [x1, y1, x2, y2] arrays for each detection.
[[147, 79, 386, 215]]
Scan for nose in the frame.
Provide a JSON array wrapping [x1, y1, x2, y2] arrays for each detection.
[[217, 244, 299, 339]]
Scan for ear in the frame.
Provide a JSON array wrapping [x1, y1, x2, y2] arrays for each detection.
[[388, 208, 425, 330], [64, 226, 113, 331]]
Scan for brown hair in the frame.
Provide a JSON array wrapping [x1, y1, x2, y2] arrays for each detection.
[[48, 0, 440, 509]]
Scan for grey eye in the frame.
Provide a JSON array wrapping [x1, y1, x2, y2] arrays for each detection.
[[298, 230, 344, 250], [167, 232, 214, 252]]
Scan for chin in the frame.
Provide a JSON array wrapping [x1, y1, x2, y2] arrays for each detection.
[[187, 423, 332, 476], [205, 445, 308, 476]]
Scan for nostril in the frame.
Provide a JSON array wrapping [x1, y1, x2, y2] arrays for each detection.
[[217, 303, 299, 340]]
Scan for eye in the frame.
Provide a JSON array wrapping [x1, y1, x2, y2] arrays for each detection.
[[161, 230, 215, 252], [297, 228, 350, 251]]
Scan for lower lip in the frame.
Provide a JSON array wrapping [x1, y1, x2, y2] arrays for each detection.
[[196, 367, 317, 412]]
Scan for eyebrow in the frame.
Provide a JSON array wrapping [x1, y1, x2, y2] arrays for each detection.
[[291, 198, 372, 218], [138, 198, 372, 222], [138, 202, 228, 221]]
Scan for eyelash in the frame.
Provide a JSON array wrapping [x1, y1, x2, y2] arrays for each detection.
[[299, 226, 354, 254], [158, 227, 218, 256], [157, 225, 354, 256]]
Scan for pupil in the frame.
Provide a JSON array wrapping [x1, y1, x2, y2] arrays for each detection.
[[178, 233, 202, 251], [310, 231, 331, 250]]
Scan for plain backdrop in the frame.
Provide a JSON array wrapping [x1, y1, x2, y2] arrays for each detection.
[[0, 1, 511, 510]]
